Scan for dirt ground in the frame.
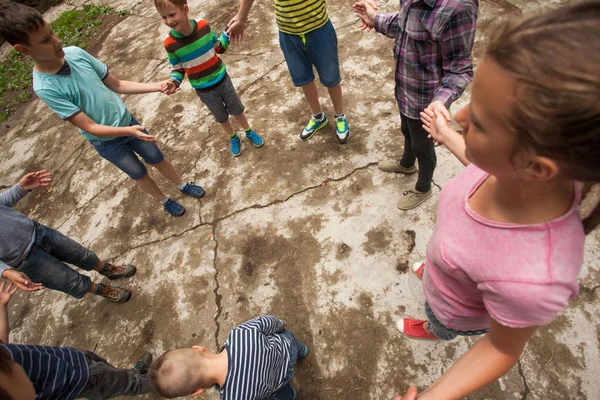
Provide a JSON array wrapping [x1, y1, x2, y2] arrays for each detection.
[[1, 0, 599, 399]]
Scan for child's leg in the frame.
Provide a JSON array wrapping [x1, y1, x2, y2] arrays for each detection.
[[150, 159, 184, 186], [18, 245, 93, 299], [78, 352, 152, 399], [134, 173, 168, 200], [404, 116, 437, 193], [399, 113, 416, 168], [327, 83, 344, 116], [233, 113, 250, 131], [301, 81, 323, 115], [220, 119, 236, 136]]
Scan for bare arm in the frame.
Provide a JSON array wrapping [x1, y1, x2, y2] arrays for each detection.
[[421, 109, 469, 166], [69, 112, 156, 142], [0, 282, 18, 343], [226, 0, 256, 44], [102, 72, 162, 95], [417, 319, 536, 400]]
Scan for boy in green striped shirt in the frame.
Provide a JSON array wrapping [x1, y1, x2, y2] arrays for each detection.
[[156, 0, 264, 157], [227, 0, 351, 144]]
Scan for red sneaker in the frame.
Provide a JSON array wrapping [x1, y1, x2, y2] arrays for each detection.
[[411, 262, 425, 280], [396, 318, 438, 340]]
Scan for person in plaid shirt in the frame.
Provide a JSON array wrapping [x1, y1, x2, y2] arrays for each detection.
[[355, 0, 478, 209]]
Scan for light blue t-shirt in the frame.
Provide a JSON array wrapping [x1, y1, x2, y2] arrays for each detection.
[[33, 46, 132, 141]]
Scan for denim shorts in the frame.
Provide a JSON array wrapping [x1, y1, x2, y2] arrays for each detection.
[[17, 222, 100, 299], [278, 19, 341, 88], [196, 74, 245, 123], [89, 117, 164, 180], [425, 302, 490, 341]]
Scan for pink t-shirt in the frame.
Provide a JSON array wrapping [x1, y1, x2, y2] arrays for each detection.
[[423, 164, 585, 331]]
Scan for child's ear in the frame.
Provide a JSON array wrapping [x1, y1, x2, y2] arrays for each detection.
[[522, 156, 560, 181], [184, 4, 189, 14], [192, 345, 207, 352], [13, 44, 30, 56], [191, 388, 205, 396]]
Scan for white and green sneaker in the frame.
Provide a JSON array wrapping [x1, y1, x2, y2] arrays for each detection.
[[300, 113, 328, 141], [335, 114, 350, 143]]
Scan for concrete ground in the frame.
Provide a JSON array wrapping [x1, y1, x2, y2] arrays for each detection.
[[2, 0, 599, 399]]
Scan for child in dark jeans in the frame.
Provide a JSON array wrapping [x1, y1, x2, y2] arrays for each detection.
[[1, 170, 135, 303], [0, 2, 204, 217], [150, 315, 308, 399], [0, 282, 153, 399]]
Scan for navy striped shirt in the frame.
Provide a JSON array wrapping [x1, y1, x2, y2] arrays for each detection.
[[0, 343, 89, 400], [219, 315, 293, 400]]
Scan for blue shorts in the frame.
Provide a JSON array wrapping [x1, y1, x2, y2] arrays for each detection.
[[89, 117, 165, 180], [425, 302, 490, 341], [278, 19, 341, 88]]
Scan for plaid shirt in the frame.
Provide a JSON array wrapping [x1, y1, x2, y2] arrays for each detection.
[[375, 0, 478, 119]]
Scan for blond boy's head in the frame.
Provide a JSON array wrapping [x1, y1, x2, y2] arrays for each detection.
[[150, 347, 214, 398], [154, 0, 188, 10]]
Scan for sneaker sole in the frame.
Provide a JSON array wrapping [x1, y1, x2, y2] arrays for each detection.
[[106, 269, 137, 280], [166, 208, 186, 217], [396, 192, 433, 210], [300, 120, 328, 141], [337, 129, 351, 144], [378, 164, 417, 174], [248, 138, 264, 148]]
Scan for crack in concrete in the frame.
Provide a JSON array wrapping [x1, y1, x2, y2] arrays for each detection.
[[517, 360, 531, 400], [483, 0, 522, 16], [211, 224, 223, 350], [212, 161, 379, 225], [237, 60, 287, 97]]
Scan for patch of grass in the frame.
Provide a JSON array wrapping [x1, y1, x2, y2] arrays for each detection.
[[0, 4, 120, 122]]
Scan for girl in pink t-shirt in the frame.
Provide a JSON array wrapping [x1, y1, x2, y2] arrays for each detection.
[[392, 2, 600, 399]]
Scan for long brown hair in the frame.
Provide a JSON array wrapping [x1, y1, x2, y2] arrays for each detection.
[[486, 1, 600, 233]]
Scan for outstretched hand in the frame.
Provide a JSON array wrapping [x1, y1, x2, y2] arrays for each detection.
[[421, 109, 453, 145], [18, 170, 52, 191], [393, 386, 419, 400], [0, 282, 18, 306], [226, 15, 246, 45], [1, 270, 44, 292], [354, 0, 378, 31]]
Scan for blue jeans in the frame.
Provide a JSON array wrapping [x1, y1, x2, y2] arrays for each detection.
[[268, 331, 306, 400], [17, 223, 100, 299], [279, 20, 341, 88], [89, 117, 164, 180]]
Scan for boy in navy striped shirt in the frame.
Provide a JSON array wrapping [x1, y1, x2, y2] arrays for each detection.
[[0, 281, 153, 400], [150, 315, 308, 399]]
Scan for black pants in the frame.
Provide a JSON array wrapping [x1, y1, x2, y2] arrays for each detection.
[[77, 352, 152, 399], [399, 113, 437, 192]]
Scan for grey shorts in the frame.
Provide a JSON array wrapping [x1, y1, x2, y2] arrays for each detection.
[[196, 74, 245, 123]]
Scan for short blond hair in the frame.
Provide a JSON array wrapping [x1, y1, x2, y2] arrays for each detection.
[[154, 0, 187, 10]]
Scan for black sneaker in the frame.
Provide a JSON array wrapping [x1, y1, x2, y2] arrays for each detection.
[[101, 262, 136, 280], [133, 352, 153, 374], [97, 284, 131, 303]]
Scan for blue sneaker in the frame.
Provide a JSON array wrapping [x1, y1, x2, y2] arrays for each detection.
[[245, 130, 264, 147], [298, 343, 309, 359], [180, 183, 205, 198], [231, 136, 241, 157], [300, 113, 328, 141], [335, 114, 350, 143], [163, 197, 186, 217]]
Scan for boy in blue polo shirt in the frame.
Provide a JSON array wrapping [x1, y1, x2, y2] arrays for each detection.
[[0, 2, 203, 217]]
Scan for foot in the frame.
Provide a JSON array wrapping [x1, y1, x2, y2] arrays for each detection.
[[298, 343, 309, 359], [396, 318, 437, 340], [101, 262, 136, 280], [396, 188, 433, 210], [335, 114, 350, 143], [96, 284, 131, 303], [378, 159, 417, 174], [245, 130, 264, 147], [411, 262, 425, 280], [300, 113, 328, 141], [231, 136, 242, 157], [133, 352, 153, 374], [180, 183, 205, 198], [163, 197, 186, 217]]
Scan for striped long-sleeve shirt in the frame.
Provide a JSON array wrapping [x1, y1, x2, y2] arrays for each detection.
[[164, 19, 229, 89], [0, 184, 35, 274], [374, 0, 478, 119], [0, 342, 89, 400], [218, 315, 293, 400], [274, 0, 329, 35]]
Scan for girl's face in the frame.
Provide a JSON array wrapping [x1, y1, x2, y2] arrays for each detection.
[[456, 57, 522, 178]]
